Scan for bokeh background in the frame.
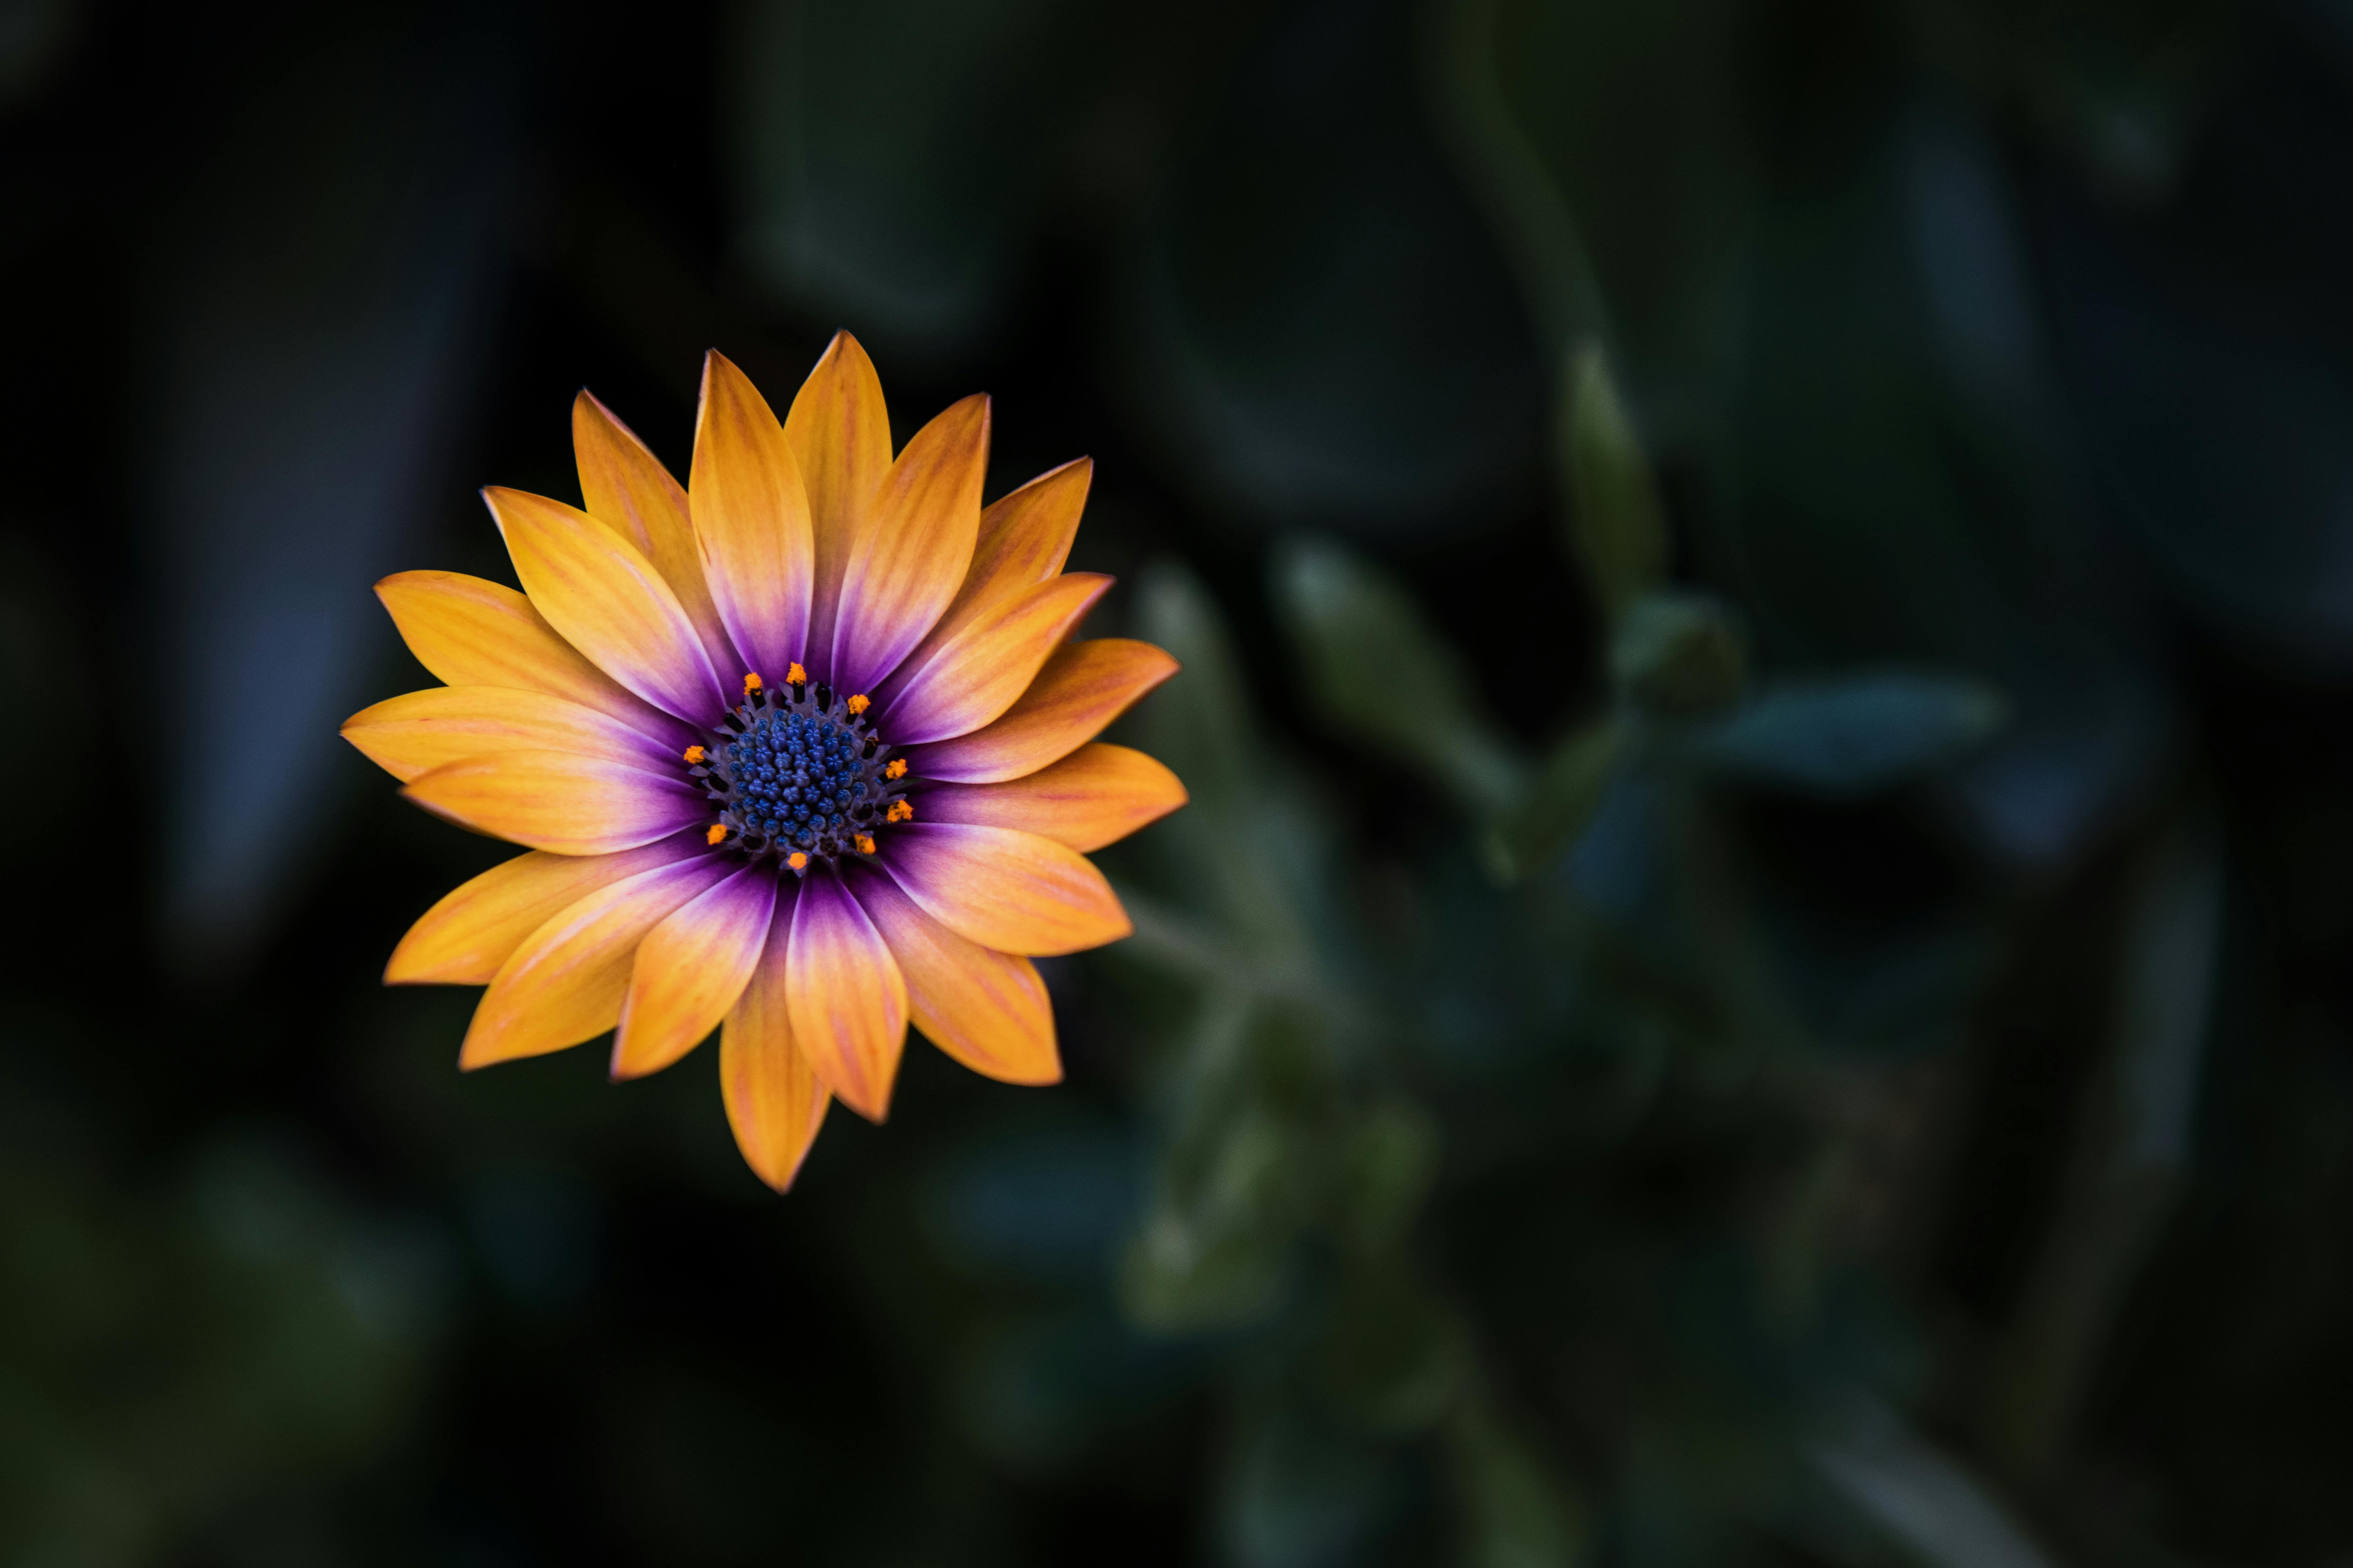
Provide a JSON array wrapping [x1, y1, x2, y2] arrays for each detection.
[[5, 0, 2353, 1562]]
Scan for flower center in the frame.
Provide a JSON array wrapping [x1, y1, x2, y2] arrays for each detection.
[[687, 674, 909, 872]]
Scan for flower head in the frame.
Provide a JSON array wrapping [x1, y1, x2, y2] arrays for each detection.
[[345, 336, 1185, 1189]]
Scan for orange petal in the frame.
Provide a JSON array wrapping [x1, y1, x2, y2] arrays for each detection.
[[828, 393, 988, 696], [851, 867, 1060, 1085], [460, 852, 733, 1068], [916, 744, 1187, 853], [906, 638, 1180, 784], [574, 390, 740, 680], [689, 351, 814, 683], [881, 822, 1131, 957], [878, 572, 1112, 744], [387, 836, 706, 985], [402, 749, 705, 855], [784, 331, 893, 670], [721, 920, 832, 1192], [611, 865, 778, 1080], [904, 457, 1091, 662], [373, 571, 686, 745], [341, 686, 666, 783], [484, 485, 726, 722], [784, 872, 908, 1123]]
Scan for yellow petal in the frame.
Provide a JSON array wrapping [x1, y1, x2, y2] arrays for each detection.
[[402, 749, 705, 855], [878, 572, 1112, 744], [690, 350, 814, 683], [386, 836, 705, 985], [341, 686, 665, 783], [906, 638, 1180, 784], [829, 392, 988, 695], [373, 571, 685, 745], [460, 853, 733, 1068], [852, 867, 1060, 1085], [785, 873, 908, 1123], [611, 865, 778, 1080], [484, 485, 726, 722], [881, 823, 1131, 957], [574, 390, 740, 680], [911, 456, 1090, 659], [721, 923, 832, 1192], [784, 331, 892, 669], [916, 744, 1187, 853]]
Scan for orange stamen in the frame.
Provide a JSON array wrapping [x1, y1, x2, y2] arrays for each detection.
[[886, 800, 914, 823], [683, 745, 706, 765], [787, 851, 808, 871], [743, 672, 763, 695], [705, 824, 727, 846], [846, 693, 870, 716], [785, 662, 808, 686], [854, 833, 876, 855], [883, 758, 908, 780]]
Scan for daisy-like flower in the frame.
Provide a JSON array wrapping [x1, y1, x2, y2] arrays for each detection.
[[344, 336, 1184, 1189]]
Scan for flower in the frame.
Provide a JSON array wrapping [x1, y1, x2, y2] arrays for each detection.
[[344, 336, 1185, 1189]]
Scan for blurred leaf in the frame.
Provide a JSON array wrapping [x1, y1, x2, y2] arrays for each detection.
[[1610, 592, 1747, 719], [1317, 1264, 1467, 1435], [0, 1125, 446, 1566], [156, 9, 518, 964], [1563, 342, 1670, 620], [1133, 559, 1254, 827], [1274, 536, 1526, 818], [728, 0, 1091, 361], [1689, 673, 2007, 799], [1805, 1393, 2059, 1568], [1490, 715, 1625, 881], [1447, 1402, 1586, 1568], [1122, 0, 1545, 537], [1222, 1404, 1409, 1568], [1330, 1101, 1439, 1255]]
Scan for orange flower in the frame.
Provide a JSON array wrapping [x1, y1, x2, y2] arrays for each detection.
[[344, 336, 1185, 1189]]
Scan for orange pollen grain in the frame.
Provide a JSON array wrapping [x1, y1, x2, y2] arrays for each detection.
[[846, 693, 871, 716], [785, 662, 808, 685], [886, 800, 914, 823], [854, 833, 876, 855], [883, 758, 908, 779], [742, 672, 763, 695], [706, 824, 727, 846], [787, 851, 808, 871], [682, 745, 706, 765]]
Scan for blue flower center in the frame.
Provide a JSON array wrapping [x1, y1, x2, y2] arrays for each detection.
[[691, 681, 905, 870]]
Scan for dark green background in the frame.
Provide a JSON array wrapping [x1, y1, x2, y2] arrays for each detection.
[[3, 0, 2350, 1562]]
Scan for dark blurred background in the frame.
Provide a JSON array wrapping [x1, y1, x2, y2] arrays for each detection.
[[5, 0, 2353, 1562]]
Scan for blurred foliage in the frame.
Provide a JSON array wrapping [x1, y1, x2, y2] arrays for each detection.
[[7, 0, 2353, 1563]]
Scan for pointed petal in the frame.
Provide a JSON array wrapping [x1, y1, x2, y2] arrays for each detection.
[[484, 486, 727, 722], [342, 686, 669, 783], [689, 351, 815, 683], [916, 744, 1187, 853], [612, 865, 778, 1080], [402, 749, 706, 855], [387, 836, 706, 985], [878, 572, 1112, 744], [906, 639, 1180, 784], [784, 331, 892, 668], [882, 822, 1130, 957], [460, 852, 732, 1068], [828, 393, 988, 696], [785, 872, 908, 1123], [721, 918, 832, 1192], [897, 457, 1091, 668], [373, 571, 688, 746], [574, 390, 740, 680], [851, 866, 1060, 1085]]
